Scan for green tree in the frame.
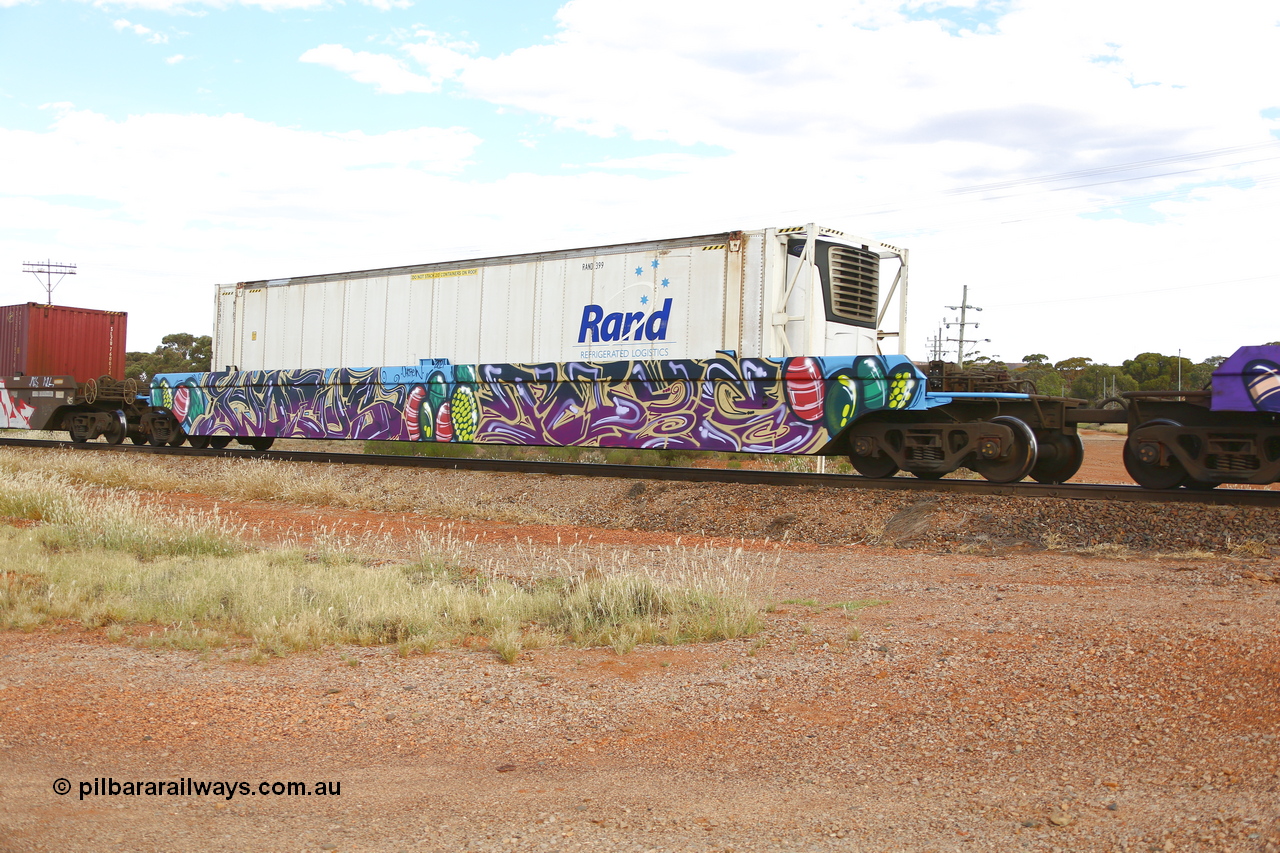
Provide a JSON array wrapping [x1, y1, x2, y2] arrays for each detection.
[[1188, 356, 1227, 390], [1121, 352, 1195, 391], [1070, 365, 1137, 402], [970, 354, 1009, 372], [1053, 356, 1094, 387], [125, 333, 213, 381], [1014, 353, 1062, 394]]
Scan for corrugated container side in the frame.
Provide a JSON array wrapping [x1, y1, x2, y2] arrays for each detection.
[[0, 306, 29, 377], [219, 227, 906, 370], [0, 303, 127, 382]]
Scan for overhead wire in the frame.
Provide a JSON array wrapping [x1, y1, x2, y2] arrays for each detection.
[[815, 138, 1280, 224], [986, 273, 1280, 308], [937, 139, 1280, 196]]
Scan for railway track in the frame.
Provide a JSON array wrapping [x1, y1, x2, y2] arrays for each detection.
[[3, 436, 1279, 508]]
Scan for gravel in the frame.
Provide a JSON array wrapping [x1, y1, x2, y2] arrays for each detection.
[[2, 449, 1278, 852]]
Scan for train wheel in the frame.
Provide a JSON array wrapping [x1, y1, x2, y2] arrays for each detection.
[[912, 470, 945, 480], [102, 411, 128, 446], [148, 430, 168, 447], [209, 436, 233, 449], [186, 436, 211, 449], [1030, 433, 1084, 484], [972, 416, 1038, 484], [849, 453, 898, 478], [1184, 479, 1219, 491], [1122, 420, 1187, 490], [131, 434, 148, 445], [241, 437, 274, 451], [168, 431, 187, 447]]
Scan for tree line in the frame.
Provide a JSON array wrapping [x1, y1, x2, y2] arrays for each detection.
[[125, 334, 212, 381], [995, 344, 1280, 402]]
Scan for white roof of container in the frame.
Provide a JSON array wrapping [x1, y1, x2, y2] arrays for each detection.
[[233, 231, 752, 288]]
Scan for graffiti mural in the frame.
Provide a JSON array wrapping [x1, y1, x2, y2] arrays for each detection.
[[0, 379, 36, 429], [1210, 346, 1280, 414], [154, 354, 931, 454]]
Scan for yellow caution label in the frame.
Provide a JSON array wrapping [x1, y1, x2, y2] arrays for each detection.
[[412, 268, 478, 281]]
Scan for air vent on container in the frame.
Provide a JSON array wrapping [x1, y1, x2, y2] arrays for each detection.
[[827, 246, 879, 325]]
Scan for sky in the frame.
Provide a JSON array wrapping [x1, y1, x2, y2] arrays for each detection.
[[1, 0, 1277, 366]]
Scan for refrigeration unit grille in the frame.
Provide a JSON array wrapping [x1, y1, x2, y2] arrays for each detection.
[[827, 246, 879, 325]]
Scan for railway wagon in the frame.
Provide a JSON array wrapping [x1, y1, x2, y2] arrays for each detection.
[[1119, 346, 1280, 489], [0, 303, 138, 441], [149, 224, 1093, 484], [3, 225, 1277, 489], [0, 303, 127, 382]]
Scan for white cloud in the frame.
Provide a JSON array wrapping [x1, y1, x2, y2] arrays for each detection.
[[0, 105, 485, 347], [428, 0, 1279, 169], [112, 17, 169, 44], [399, 30, 475, 80], [91, 0, 380, 10], [581, 153, 708, 173], [299, 44, 439, 94], [165, 54, 186, 64], [5, 1, 1280, 364], [8, 102, 1276, 364]]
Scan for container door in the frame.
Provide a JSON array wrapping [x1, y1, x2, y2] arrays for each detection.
[[238, 287, 267, 370], [214, 286, 237, 371]]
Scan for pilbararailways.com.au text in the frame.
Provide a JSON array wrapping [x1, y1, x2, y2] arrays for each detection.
[[53, 777, 341, 801]]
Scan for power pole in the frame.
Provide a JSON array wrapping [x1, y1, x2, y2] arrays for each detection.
[[944, 286, 988, 369], [23, 260, 77, 305], [926, 326, 947, 362]]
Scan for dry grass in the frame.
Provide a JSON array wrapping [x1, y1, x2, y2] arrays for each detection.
[[0, 466, 775, 660], [1074, 542, 1133, 559], [1040, 530, 1068, 550], [0, 448, 551, 525], [1036, 535, 1134, 559], [1154, 548, 1216, 561], [1226, 537, 1273, 559], [0, 470, 242, 559], [870, 501, 938, 547]]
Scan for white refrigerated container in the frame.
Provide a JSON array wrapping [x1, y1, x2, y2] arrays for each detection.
[[212, 224, 908, 370]]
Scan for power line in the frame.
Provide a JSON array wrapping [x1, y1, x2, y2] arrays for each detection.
[[818, 139, 1280, 224], [939, 139, 1280, 196], [987, 273, 1279, 308], [979, 155, 1280, 202]]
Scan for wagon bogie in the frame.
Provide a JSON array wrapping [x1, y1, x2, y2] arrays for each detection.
[[840, 399, 1080, 484], [1123, 418, 1280, 487]]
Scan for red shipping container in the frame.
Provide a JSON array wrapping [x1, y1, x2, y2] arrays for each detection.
[[0, 303, 127, 383]]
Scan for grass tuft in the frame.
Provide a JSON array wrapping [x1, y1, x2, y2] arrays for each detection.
[[0, 499, 774, 659]]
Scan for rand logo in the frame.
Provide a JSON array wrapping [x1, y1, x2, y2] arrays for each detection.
[[577, 298, 673, 343]]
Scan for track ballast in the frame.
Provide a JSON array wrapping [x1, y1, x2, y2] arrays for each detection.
[[1, 436, 1278, 508]]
